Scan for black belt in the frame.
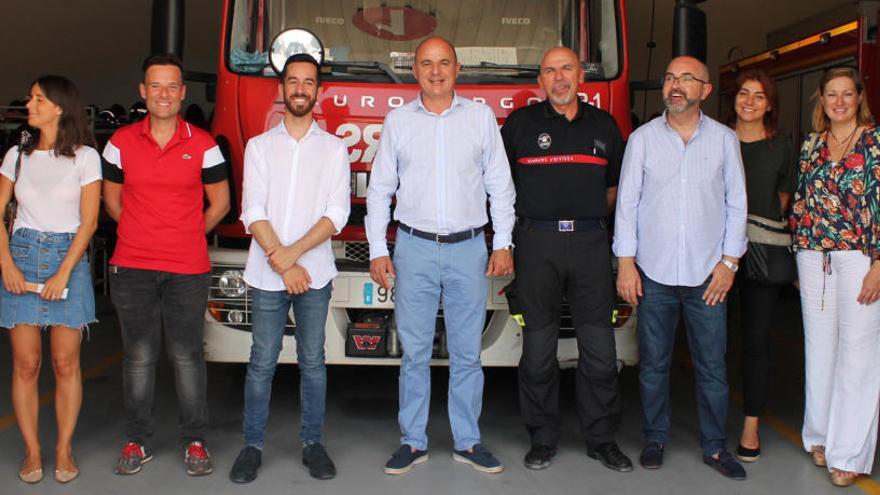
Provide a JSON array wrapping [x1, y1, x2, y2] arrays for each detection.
[[398, 223, 484, 244], [517, 217, 606, 232]]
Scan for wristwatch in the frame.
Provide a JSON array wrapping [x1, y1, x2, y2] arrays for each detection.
[[721, 259, 739, 273]]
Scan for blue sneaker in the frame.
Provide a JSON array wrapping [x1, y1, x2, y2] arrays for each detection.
[[703, 450, 747, 481], [453, 444, 504, 473], [384, 444, 428, 475]]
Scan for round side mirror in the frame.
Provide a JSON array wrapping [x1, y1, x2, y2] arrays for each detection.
[[269, 28, 324, 75]]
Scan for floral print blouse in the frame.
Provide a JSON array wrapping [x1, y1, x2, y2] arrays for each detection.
[[790, 126, 880, 260]]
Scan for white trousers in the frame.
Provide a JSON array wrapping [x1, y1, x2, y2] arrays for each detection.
[[798, 250, 880, 474]]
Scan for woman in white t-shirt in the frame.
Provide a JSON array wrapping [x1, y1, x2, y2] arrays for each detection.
[[0, 76, 101, 484]]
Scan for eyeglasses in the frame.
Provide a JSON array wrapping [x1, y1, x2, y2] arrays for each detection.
[[662, 73, 708, 86]]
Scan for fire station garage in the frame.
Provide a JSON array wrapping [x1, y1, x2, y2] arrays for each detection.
[[1, 0, 879, 494]]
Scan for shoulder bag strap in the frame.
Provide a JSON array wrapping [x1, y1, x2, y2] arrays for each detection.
[[5, 130, 31, 235]]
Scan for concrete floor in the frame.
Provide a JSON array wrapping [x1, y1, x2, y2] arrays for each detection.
[[1, 290, 878, 495]]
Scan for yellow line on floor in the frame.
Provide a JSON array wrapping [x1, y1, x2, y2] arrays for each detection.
[[730, 391, 880, 493], [0, 351, 123, 433]]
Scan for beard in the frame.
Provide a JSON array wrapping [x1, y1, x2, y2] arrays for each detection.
[[284, 92, 318, 117], [548, 91, 576, 107], [663, 91, 699, 114]]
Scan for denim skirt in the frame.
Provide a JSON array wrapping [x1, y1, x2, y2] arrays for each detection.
[[0, 227, 96, 330]]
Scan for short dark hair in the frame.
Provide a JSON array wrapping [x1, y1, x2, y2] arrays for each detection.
[[142, 53, 184, 73], [23, 75, 96, 158], [280, 53, 321, 86]]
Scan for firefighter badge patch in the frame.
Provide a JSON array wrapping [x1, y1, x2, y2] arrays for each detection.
[[538, 133, 552, 150]]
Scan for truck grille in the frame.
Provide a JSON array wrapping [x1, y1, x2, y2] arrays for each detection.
[[343, 241, 394, 263]]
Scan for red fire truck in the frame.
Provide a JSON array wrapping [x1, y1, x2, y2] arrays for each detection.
[[200, 0, 639, 366], [718, 16, 880, 140]]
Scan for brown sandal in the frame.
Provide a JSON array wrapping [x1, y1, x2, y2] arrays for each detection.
[[811, 446, 826, 467], [830, 469, 858, 487]]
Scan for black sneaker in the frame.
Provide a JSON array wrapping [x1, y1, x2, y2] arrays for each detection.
[[588, 443, 633, 472], [114, 442, 153, 475], [452, 444, 504, 474], [303, 443, 337, 480], [639, 442, 664, 470], [183, 441, 214, 476], [703, 450, 747, 480], [384, 444, 429, 475], [229, 446, 262, 484], [524, 445, 556, 470]]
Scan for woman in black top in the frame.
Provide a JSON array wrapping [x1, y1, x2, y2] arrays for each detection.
[[731, 68, 796, 462]]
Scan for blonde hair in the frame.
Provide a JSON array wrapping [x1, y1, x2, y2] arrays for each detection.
[[811, 67, 874, 133]]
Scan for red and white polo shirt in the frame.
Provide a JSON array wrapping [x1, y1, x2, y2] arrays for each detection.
[[102, 115, 226, 274]]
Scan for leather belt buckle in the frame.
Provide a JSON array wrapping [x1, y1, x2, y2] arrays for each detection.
[[558, 220, 575, 232]]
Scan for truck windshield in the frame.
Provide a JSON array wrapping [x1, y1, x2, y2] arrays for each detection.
[[227, 0, 620, 82]]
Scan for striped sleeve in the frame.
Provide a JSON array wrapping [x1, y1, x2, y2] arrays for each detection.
[[201, 145, 227, 184], [102, 141, 124, 183]]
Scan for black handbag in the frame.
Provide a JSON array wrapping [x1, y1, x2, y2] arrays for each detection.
[[741, 214, 796, 285]]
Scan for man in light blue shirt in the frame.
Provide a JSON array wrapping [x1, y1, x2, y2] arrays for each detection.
[[366, 36, 516, 475], [613, 56, 748, 480]]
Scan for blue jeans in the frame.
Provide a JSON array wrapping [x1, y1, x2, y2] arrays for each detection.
[[243, 283, 331, 448], [637, 273, 729, 456], [394, 228, 488, 451]]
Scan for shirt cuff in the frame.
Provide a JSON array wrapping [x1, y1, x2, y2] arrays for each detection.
[[240, 209, 268, 234], [324, 208, 349, 234], [722, 240, 748, 259], [80, 175, 102, 186], [611, 238, 637, 258], [102, 159, 124, 183], [201, 163, 227, 184], [369, 241, 389, 260], [491, 232, 512, 251]]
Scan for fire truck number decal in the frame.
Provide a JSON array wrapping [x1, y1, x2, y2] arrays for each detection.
[[583, 92, 601, 108], [336, 123, 383, 164], [332, 93, 600, 164]]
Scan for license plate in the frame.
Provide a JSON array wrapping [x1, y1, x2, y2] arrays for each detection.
[[361, 279, 396, 305]]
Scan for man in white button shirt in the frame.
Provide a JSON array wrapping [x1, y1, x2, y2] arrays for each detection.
[[229, 54, 350, 484], [366, 37, 516, 475]]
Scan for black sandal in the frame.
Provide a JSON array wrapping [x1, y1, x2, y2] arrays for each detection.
[[736, 443, 761, 462]]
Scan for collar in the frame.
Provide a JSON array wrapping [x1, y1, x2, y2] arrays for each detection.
[[542, 99, 584, 121], [271, 119, 319, 143], [660, 109, 706, 134], [415, 91, 463, 116], [139, 114, 191, 142]]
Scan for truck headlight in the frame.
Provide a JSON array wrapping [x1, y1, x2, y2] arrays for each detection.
[[228, 310, 245, 324], [218, 269, 247, 298]]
